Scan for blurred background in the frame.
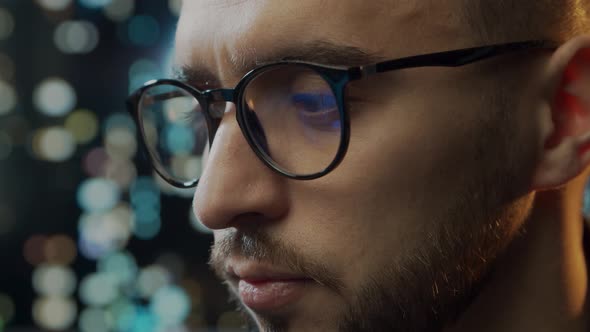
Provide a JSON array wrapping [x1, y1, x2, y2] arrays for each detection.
[[0, 0, 245, 331]]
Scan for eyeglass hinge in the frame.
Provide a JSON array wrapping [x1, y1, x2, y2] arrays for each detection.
[[351, 65, 377, 80]]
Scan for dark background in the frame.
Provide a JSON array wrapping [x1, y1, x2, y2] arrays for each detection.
[[0, 1, 243, 331]]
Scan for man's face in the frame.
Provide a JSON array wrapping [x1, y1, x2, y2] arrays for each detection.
[[178, 1, 538, 331]]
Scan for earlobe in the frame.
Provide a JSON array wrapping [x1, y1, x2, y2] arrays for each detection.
[[532, 35, 590, 190]]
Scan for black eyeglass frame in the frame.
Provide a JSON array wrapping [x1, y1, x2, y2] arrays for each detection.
[[127, 40, 557, 188]]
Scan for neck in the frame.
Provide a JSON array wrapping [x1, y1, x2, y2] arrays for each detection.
[[447, 179, 589, 332]]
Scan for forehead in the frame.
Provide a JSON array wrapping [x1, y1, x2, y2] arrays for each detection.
[[175, 0, 468, 83]]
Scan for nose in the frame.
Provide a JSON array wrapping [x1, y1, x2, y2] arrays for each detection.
[[193, 105, 289, 230]]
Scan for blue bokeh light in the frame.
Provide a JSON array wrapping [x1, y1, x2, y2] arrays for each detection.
[[79, 0, 112, 9], [128, 15, 160, 47], [162, 124, 195, 155], [150, 285, 190, 326]]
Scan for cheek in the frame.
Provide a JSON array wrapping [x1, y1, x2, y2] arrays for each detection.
[[289, 70, 500, 286]]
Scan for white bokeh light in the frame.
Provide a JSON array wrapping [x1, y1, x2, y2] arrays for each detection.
[[33, 127, 76, 162], [104, 0, 135, 22], [77, 178, 121, 212], [33, 78, 77, 117], [32, 297, 77, 331], [32, 264, 77, 297], [36, 0, 73, 11], [79, 272, 119, 306], [54, 20, 100, 54]]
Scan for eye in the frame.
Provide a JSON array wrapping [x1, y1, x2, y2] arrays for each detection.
[[291, 93, 337, 114], [291, 93, 340, 131]]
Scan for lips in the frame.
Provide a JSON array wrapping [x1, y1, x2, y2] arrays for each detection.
[[227, 260, 312, 312]]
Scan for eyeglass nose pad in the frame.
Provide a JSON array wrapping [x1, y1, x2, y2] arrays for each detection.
[[244, 110, 270, 156]]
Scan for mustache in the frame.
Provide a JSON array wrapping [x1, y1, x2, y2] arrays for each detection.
[[209, 228, 344, 293]]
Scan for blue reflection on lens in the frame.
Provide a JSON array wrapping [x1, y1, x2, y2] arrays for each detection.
[[162, 124, 195, 155], [292, 93, 341, 130], [128, 16, 160, 47]]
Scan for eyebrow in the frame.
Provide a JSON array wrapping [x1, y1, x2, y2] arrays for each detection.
[[173, 40, 385, 90]]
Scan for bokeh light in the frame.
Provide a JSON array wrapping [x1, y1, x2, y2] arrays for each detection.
[[150, 285, 191, 326], [33, 77, 77, 117], [24, 235, 48, 266], [31, 127, 76, 162], [133, 215, 161, 240], [54, 20, 100, 54], [83, 147, 109, 177], [137, 265, 171, 299], [105, 158, 137, 189], [0, 8, 15, 40], [45, 234, 77, 265], [97, 250, 138, 287], [32, 297, 77, 331], [65, 109, 99, 144], [79, 0, 112, 9], [104, 127, 137, 160], [104, 0, 135, 22], [0, 294, 15, 325], [78, 307, 110, 332], [77, 178, 121, 212], [79, 272, 119, 306], [129, 58, 160, 92], [36, 0, 73, 11], [108, 298, 136, 331], [104, 112, 136, 135], [0, 80, 17, 115], [32, 264, 77, 297], [128, 15, 160, 47], [78, 210, 133, 259]]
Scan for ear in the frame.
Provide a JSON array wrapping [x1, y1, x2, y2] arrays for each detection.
[[532, 35, 590, 190]]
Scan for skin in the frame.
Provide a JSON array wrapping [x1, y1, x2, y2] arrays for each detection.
[[175, 0, 590, 331]]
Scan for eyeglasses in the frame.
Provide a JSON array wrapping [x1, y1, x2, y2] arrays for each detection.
[[127, 40, 556, 188]]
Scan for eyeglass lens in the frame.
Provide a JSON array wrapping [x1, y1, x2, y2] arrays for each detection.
[[137, 64, 342, 184], [138, 84, 209, 185]]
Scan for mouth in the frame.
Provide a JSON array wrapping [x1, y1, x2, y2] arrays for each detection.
[[226, 260, 313, 313]]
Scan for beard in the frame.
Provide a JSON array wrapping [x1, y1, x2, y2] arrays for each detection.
[[209, 191, 531, 332]]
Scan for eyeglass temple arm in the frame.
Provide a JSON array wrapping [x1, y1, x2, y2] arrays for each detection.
[[349, 40, 557, 80]]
